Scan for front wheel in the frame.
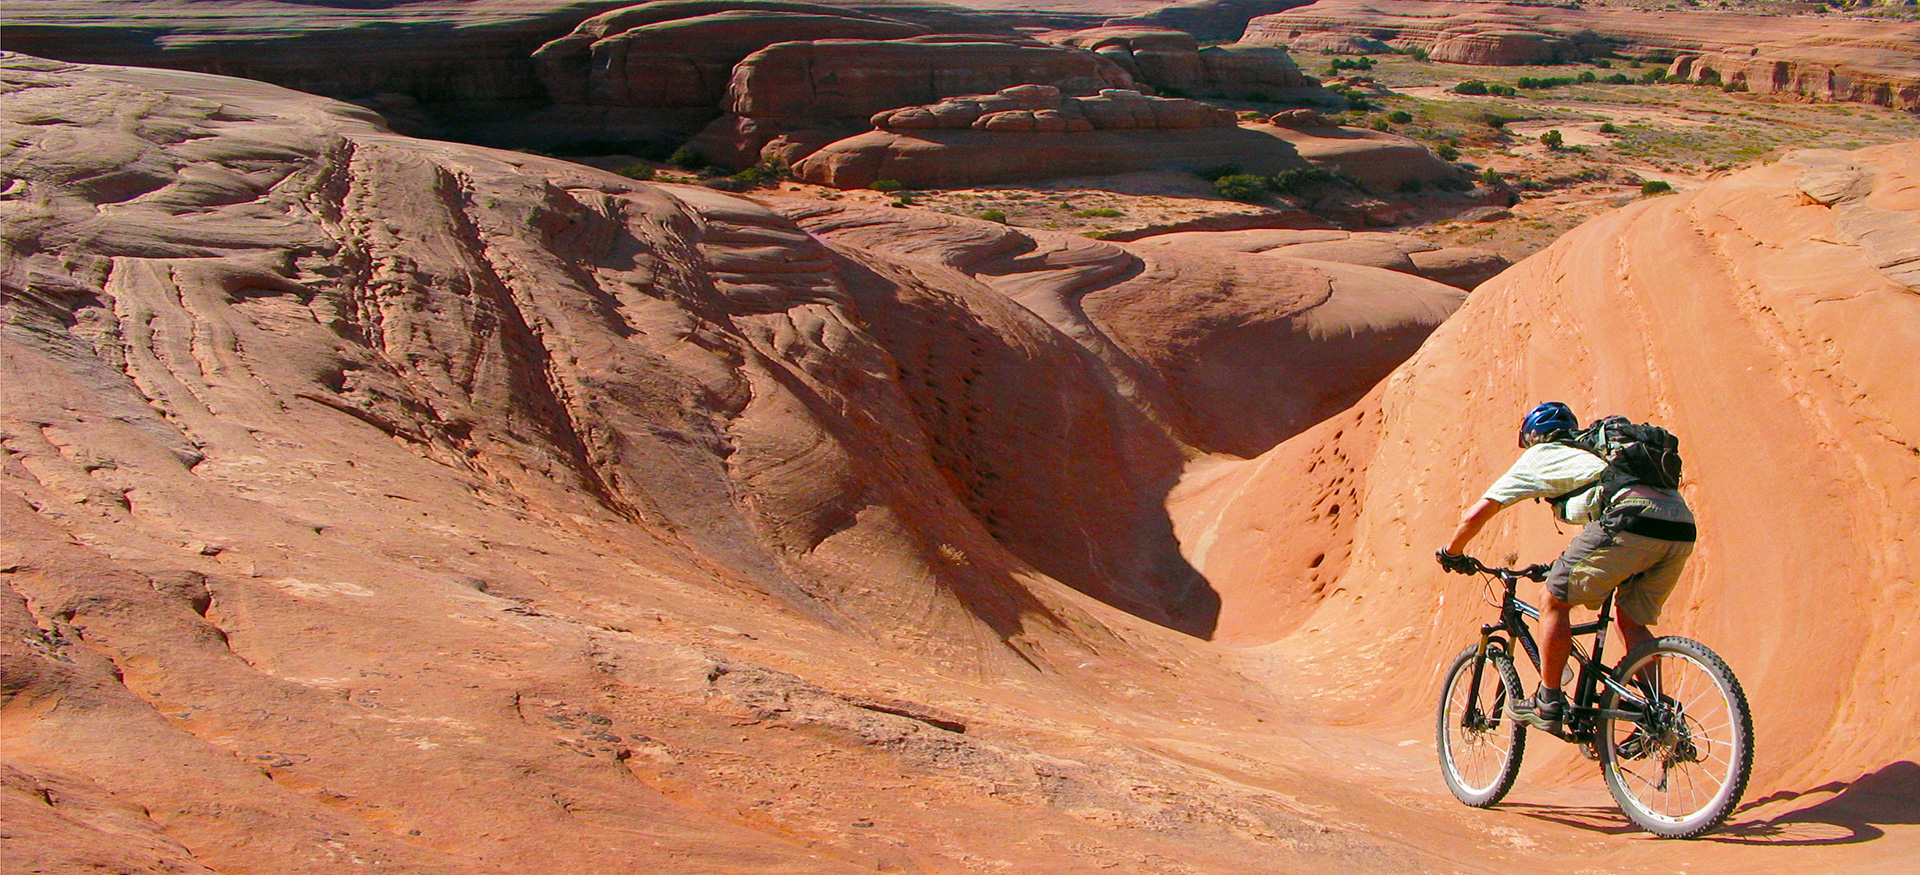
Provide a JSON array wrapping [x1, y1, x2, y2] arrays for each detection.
[[1438, 643, 1526, 807], [1600, 636, 1753, 838]]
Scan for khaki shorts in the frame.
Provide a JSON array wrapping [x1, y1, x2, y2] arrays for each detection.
[[1547, 522, 1693, 625]]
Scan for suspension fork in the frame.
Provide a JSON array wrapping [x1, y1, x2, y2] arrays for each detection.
[[1464, 625, 1512, 727]]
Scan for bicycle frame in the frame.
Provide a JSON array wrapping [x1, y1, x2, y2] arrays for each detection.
[[1466, 566, 1656, 743]]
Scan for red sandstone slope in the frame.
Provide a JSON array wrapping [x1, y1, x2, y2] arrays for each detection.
[[1175, 144, 1920, 805], [1, 54, 1474, 872]]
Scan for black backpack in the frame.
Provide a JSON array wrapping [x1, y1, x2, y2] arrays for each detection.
[[1547, 415, 1684, 519]]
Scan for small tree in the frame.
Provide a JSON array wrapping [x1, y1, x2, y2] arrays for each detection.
[[1481, 167, 1503, 186], [1599, 122, 1618, 134], [1387, 110, 1414, 124], [1540, 129, 1565, 150], [1453, 80, 1490, 96]]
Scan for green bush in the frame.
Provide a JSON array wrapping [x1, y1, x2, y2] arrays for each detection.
[[668, 147, 705, 170], [1698, 68, 1723, 87], [1214, 174, 1271, 201], [1592, 58, 1613, 68], [1434, 143, 1460, 161], [1370, 118, 1392, 131], [1599, 122, 1618, 134], [868, 179, 904, 192], [1410, 47, 1430, 61], [979, 209, 1008, 223], [1577, 71, 1598, 83], [1540, 129, 1565, 150], [1453, 80, 1490, 95], [616, 164, 655, 181], [1641, 69, 1667, 84], [1489, 84, 1517, 97], [728, 158, 790, 187], [1270, 166, 1340, 194], [1387, 110, 1414, 124], [1481, 167, 1503, 186], [1603, 73, 1633, 85], [1327, 56, 1376, 72], [1641, 180, 1673, 196], [1073, 208, 1123, 218], [1197, 164, 1243, 182]]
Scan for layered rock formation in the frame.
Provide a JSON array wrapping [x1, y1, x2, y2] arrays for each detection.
[[1042, 26, 1317, 97], [2, 54, 1483, 872], [1242, 0, 1920, 111], [1172, 143, 1920, 806], [689, 34, 1137, 166], [1128, 229, 1510, 289], [787, 83, 1462, 190], [530, 2, 935, 135]]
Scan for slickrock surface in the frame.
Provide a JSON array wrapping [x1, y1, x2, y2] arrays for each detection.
[[1242, 0, 1920, 111], [1127, 228, 1510, 289], [1172, 142, 1920, 839], [1, 54, 1487, 874]]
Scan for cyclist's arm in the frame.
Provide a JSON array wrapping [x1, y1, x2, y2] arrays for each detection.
[[1444, 498, 1503, 555]]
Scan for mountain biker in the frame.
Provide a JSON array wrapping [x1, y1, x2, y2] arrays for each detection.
[[1435, 402, 1697, 734]]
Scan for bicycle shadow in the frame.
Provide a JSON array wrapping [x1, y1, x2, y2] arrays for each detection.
[[1501, 761, 1919, 845], [1706, 760, 1920, 846]]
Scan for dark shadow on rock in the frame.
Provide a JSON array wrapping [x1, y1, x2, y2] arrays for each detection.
[[1706, 760, 1920, 846]]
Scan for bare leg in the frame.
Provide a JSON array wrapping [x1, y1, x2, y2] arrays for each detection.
[[1616, 614, 1657, 686], [1539, 594, 1573, 695]]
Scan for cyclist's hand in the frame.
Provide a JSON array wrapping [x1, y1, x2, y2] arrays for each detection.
[[1523, 563, 1552, 581], [1436, 549, 1475, 574]]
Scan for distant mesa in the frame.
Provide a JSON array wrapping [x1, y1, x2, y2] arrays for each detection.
[[1242, 0, 1920, 112]]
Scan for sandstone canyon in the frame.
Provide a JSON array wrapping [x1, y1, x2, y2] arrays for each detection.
[[4, 1, 1920, 873]]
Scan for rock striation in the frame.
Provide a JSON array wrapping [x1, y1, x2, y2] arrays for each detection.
[[1242, 0, 1920, 111], [1127, 228, 1510, 289], [1, 53, 1475, 873]]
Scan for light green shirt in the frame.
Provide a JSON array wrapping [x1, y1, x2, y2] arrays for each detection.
[[1483, 443, 1609, 524]]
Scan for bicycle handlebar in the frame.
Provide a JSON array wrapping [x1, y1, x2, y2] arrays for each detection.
[[1450, 556, 1551, 581]]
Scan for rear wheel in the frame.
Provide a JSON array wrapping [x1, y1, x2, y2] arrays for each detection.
[[1438, 643, 1526, 807], [1599, 636, 1753, 838]]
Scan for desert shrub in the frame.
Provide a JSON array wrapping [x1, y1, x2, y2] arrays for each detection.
[[1722, 80, 1748, 92], [1482, 113, 1513, 129], [668, 147, 705, 169], [1328, 85, 1376, 110], [1387, 110, 1414, 124], [1577, 71, 1598, 83], [1213, 174, 1271, 201], [1592, 58, 1613, 68], [979, 209, 1008, 223], [1697, 68, 1723, 87], [1517, 76, 1576, 89], [728, 158, 790, 187], [1409, 47, 1430, 61], [1641, 69, 1667, 84], [616, 164, 655, 181], [1603, 73, 1633, 85], [868, 179, 904, 192], [1540, 129, 1565, 149], [1489, 84, 1517, 96], [1327, 56, 1376, 72], [1453, 80, 1490, 95], [1370, 118, 1392, 131], [1599, 121, 1618, 133], [1074, 208, 1123, 218], [1434, 143, 1460, 161], [1270, 166, 1340, 194], [1197, 164, 1244, 182], [1642, 180, 1673, 196], [1481, 167, 1504, 185]]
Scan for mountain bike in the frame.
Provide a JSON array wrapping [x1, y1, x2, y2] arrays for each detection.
[[1435, 557, 1753, 838]]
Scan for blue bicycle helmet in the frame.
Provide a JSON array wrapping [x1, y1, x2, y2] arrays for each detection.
[[1519, 401, 1577, 447]]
